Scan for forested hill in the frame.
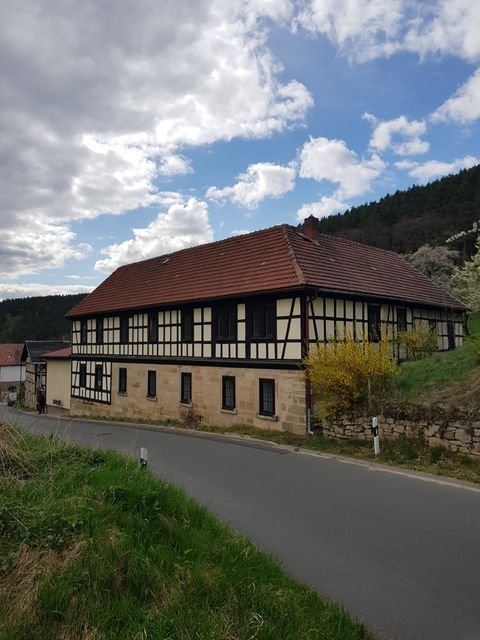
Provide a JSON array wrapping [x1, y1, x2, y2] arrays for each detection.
[[0, 294, 87, 342], [314, 165, 480, 254]]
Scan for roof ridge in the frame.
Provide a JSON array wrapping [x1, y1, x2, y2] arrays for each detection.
[[283, 226, 307, 285]]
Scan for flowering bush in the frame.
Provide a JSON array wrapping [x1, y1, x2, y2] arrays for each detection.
[[396, 327, 437, 360], [305, 334, 398, 419]]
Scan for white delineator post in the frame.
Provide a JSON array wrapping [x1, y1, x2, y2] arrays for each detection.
[[140, 447, 148, 468], [372, 417, 380, 456]]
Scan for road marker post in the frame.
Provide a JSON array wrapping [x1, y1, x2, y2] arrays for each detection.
[[140, 447, 148, 468], [371, 417, 380, 456]]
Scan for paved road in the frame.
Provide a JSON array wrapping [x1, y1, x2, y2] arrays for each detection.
[[2, 405, 480, 640]]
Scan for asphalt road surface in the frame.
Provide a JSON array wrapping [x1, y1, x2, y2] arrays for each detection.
[[2, 404, 480, 640]]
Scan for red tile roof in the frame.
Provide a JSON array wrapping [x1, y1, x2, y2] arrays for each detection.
[[0, 344, 25, 367], [42, 346, 71, 359], [67, 224, 465, 318]]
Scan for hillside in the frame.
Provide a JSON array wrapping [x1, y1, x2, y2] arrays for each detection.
[[0, 294, 86, 342], [315, 165, 480, 255]]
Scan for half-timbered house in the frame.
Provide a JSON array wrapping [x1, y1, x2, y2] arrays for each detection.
[[66, 216, 466, 434]]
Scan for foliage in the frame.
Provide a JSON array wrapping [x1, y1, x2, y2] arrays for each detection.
[[452, 238, 480, 311], [0, 294, 86, 342], [396, 326, 438, 360], [314, 164, 480, 255], [395, 313, 480, 404], [0, 424, 371, 640], [305, 334, 398, 419], [405, 244, 458, 291]]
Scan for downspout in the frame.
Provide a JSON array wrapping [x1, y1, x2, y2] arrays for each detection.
[[301, 294, 314, 435]]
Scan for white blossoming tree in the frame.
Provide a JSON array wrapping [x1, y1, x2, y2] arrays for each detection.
[[452, 238, 480, 311]]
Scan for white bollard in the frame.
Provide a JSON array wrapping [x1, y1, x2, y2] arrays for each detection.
[[372, 417, 380, 456], [140, 447, 148, 468]]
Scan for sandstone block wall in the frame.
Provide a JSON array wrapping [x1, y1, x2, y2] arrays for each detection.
[[70, 363, 307, 435], [320, 415, 480, 456]]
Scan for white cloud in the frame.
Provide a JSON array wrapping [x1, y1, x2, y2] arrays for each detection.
[[0, 0, 312, 277], [158, 154, 193, 176], [0, 283, 95, 301], [206, 162, 296, 209], [403, 1, 480, 62], [298, 137, 385, 198], [363, 113, 429, 156], [296, 0, 480, 63], [296, 196, 349, 221], [95, 197, 214, 273], [395, 155, 479, 182], [431, 68, 480, 124], [296, 0, 404, 62]]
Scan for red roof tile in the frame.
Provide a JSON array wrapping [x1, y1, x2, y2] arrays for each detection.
[[67, 224, 465, 318], [0, 344, 25, 366], [42, 346, 71, 359]]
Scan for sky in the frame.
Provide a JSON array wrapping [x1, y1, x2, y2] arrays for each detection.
[[1, 0, 480, 300]]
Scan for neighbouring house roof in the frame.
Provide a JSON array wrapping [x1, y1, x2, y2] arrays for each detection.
[[42, 346, 72, 360], [24, 341, 71, 363], [66, 220, 466, 318], [0, 344, 25, 367]]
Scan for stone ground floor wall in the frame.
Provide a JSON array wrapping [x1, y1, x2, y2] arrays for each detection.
[[320, 415, 480, 456], [71, 363, 307, 435]]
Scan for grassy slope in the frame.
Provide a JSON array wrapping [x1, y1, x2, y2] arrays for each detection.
[[395, 313, 480, 404], [0, 424, 371, 640]]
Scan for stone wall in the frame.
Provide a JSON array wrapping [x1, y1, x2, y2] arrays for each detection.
[[320, 415, 480, 457], [71, 363, 307, 434]]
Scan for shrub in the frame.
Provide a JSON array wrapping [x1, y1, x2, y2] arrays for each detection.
[[396, 327, 437, 360], [305, 333, 398, 419]]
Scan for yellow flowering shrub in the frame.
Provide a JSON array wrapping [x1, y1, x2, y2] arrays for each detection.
[[396, 327, 437, 360], [305, 333, 398, 419]]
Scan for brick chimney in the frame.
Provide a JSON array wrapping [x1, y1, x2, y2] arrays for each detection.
[[302, 215, 320, 240]]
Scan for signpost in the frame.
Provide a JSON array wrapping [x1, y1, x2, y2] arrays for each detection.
[[371, 417, 380, 456]]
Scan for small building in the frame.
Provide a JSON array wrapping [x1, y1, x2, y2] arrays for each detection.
[[66, 216, 466, 434], [24, 340, 70, 409], [42, 346, 72, 416], [0, 344, 25, 400]]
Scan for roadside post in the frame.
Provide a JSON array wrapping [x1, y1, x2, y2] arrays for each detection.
[[371, 417, 380, 456], [140, 447, 148, 468]]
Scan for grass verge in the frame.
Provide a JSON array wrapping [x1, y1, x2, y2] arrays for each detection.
[[0, 422, 371, 640]]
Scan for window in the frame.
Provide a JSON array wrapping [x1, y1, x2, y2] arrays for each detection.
[[181, 372, 192, 404], [148, 312, 158, 343], [428, 319, 437, 333], [96, 317, 104, 344], [147, 370, 156, 398], [214, 305, 237, 341], [249, 302, 276, 340], [181, 308, 193, 342], [120, 316, 129, 344], [94, 364, 103, 391], [80, 319, 87, 344], [118, 367, 127, 394], [222, 376, 235, 410], [259, 378, 275, 417], [397, 308, 407, 332], [368, 304, 381, 342], [79, 363, 87, 387]]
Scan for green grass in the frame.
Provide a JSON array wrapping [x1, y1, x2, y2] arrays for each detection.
[[394, 312, 480, 402], [0, 423, 371, 640]]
